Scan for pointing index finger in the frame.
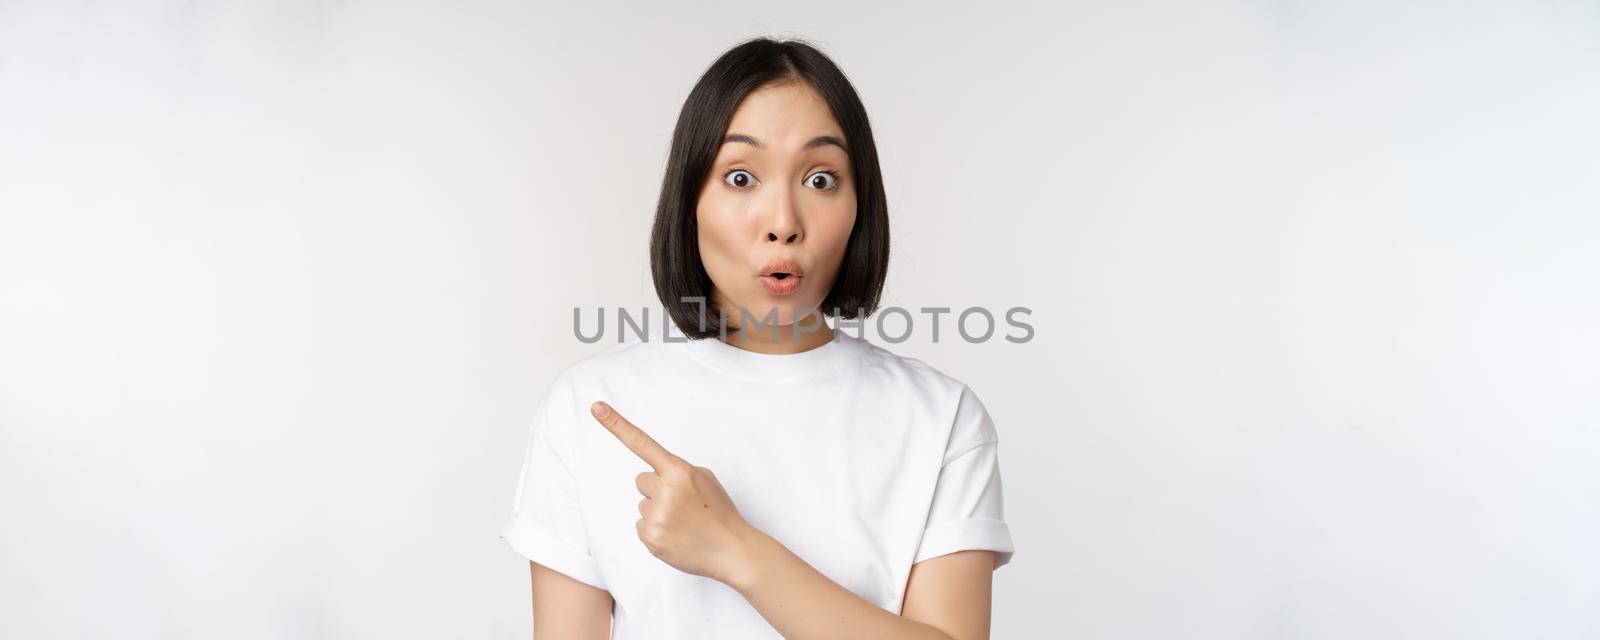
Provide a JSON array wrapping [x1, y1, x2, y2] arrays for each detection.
[[590, 401, 681, 471]]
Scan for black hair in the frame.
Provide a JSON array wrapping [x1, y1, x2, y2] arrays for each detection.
[[649, 37, 890, 340]]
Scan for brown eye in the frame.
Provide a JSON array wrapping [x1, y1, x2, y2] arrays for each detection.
[[724, 170, 755, 189], [805, 171, 838, 190]]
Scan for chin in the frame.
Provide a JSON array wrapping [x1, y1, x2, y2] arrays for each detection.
[[735, 295, 825, 327]]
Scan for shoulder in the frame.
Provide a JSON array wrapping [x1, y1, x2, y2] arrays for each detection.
[[853, 337, 982, 404], [528, 338, 668, 446], [851, 338, 999, 456], [526, 337, 670, 431], [544, 336, 673, 392]]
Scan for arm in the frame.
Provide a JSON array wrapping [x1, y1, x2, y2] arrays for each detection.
[[725, 532, 997, 640], [899, 550, 997, 639], [528, 561, 613, 640]]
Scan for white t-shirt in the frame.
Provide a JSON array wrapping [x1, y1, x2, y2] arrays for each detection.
[[499, 330, 1014, 638]]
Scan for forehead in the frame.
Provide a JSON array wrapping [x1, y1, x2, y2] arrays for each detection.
[[723, 81, 844, 147]]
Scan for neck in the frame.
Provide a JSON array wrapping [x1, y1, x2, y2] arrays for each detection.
[[723, 315, 837, 355]]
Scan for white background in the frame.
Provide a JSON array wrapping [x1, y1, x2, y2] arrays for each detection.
[[3, 1, 1597, 638]]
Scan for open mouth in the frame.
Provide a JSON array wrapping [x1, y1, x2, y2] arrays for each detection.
[[757, 259, 803, 295], [757, 272, 802, 295]]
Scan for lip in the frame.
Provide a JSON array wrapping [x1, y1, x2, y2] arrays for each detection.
[[757, 274, 803, 296], [756, 259, 804, 296], [758, 260, 803, 278]]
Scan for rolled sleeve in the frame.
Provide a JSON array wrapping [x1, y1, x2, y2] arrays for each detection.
[[912, 442, 1015, 568], [500, 382, 608, 590], [500, 509, 607, 590], [914, 385, 1016, 569]]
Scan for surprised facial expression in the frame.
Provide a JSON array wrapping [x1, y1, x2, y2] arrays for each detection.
[[694, 80, 857, 328]]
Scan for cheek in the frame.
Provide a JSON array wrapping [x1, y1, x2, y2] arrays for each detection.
[[815, 194, 858, 259], [694, 191, 747, 276]]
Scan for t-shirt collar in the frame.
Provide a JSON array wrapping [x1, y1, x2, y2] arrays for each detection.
[[682, 329, 864, 383]]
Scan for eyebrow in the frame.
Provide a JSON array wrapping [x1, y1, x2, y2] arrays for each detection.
[[720, 133, 847, 152]]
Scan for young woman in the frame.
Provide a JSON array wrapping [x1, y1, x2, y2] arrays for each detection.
[[500, 37, 1015, 639]]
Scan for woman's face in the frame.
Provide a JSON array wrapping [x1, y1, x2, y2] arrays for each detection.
[[695, 80, 857, 329]]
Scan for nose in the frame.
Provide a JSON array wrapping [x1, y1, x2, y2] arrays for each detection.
[[761, 186, 804, 245]]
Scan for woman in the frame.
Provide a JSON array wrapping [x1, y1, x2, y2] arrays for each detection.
[[500, 37, 1015, 639]]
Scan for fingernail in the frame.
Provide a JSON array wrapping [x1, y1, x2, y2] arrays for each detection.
[[591, 402, 609, 418]]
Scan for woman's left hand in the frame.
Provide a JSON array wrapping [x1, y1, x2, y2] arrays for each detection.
[[589, 400, 762, 584]]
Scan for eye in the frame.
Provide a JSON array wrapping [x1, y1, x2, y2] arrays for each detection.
[[723, 169, 757, 189], [804, 171, 839, 191]]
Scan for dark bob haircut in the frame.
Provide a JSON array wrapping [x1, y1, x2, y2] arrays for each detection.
[[649, 37, 890, 340]]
